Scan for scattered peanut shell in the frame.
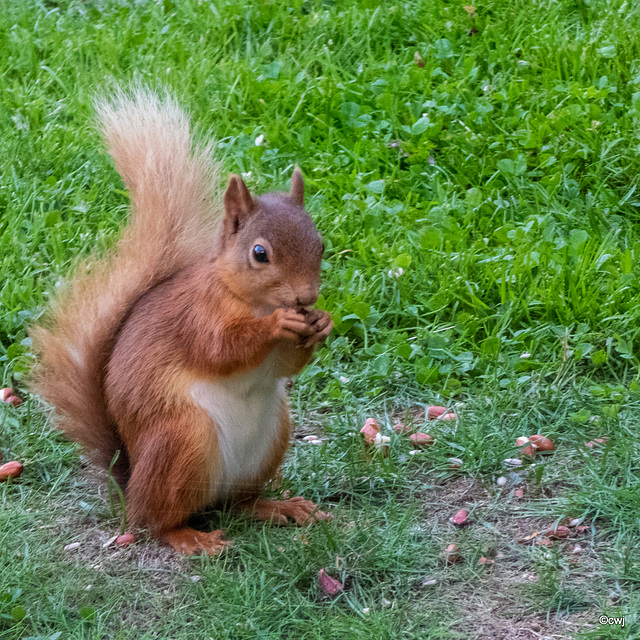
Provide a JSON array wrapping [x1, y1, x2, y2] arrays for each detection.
[[409, 432, 434, 449], [427, 405, 448, 419], [513, 488, 524, 498], [448, 457, 463, 469], [478, 556, 494, 566], [309, 439, 323, 445], [528, 434, 555, 453], [0, 388, 14, 402], [517, 530, 542, 544], [571, 545, 583, 555], [318, 569, 343, 595], [115, 533, 135, 547], [443, 543, 463, 564], [576, 525, 590, 533], [360, 418, 380, 445], [503, 458, 523, 469], [585, 438, 609, 449], [5, 396, 22, 407], [496, 476, 507, 486], [449, 509, 469, 526], [439, 412, 457, 421], [516, 436, 537, 458], [0, 461, 24, 482], [568, 518, 581, 528], [535, 538, 553, 547], [393, 422, 412, 434], [302, 435, 318, 442], [64, 542, 81, 551], [545, 525, 570, 540], [373, 432, 391, 454]]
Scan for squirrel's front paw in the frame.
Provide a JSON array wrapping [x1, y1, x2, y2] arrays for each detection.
[[272, 308, 316, 342], [299, 310, 333, 348]]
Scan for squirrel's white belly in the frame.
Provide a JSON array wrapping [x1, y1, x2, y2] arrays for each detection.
[[189, 352, 287, 497]]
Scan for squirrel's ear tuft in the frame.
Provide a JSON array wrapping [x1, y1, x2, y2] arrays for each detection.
[[290, 167, 304, 207], [223, 174, 255, 234]]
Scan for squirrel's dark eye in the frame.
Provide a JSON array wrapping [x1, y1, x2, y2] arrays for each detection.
[[253, 244, 269, 263]]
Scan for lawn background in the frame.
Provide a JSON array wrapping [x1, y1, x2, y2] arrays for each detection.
[[1, 0, 639, 638]]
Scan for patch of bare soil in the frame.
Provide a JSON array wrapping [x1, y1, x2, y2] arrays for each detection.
[[413, 476, 605, 640]]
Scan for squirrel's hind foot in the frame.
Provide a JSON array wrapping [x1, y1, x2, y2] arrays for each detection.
[[238, 496, 331, 526], [162, 527, 231, 556]]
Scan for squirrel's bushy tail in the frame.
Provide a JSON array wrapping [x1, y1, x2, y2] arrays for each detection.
[[30, 86, 222, 475]]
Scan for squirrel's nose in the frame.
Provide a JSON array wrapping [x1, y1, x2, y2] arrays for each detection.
[[296, 287, 318, 308]]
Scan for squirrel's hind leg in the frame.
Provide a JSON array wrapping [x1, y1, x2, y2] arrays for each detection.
[[123, 410, 229, 555], [162, 527, 230, 556], [235, 495, 331, 526]]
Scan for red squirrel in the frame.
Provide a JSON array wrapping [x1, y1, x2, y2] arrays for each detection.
[[29, 87, 333, 555]]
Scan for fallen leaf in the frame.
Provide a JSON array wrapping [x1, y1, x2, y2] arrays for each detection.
[[318, 569, 344, 595], [449, 509, 469, 526], [576, 525, 590, 533], [448, 457, 463, 469]]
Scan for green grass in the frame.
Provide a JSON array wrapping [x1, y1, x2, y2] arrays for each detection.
[[2, 0, 640, 637]]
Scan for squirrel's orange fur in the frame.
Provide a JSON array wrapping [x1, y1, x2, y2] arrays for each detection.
[[30, 87, 332, 555]]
